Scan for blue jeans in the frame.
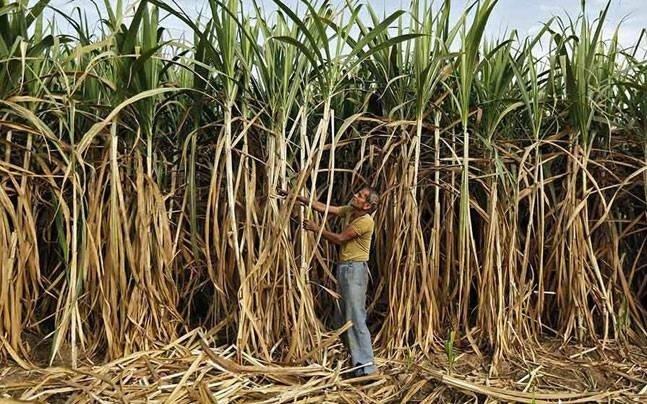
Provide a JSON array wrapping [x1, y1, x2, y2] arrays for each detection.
[[336, 261, 376, 375]]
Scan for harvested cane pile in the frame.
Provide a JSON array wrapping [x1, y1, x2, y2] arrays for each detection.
[[2, 329, 647, 402], [0, 0, 646, 402]]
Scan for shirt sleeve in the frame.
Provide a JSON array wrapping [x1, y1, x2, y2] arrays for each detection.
[[338, 205, 353, 216]]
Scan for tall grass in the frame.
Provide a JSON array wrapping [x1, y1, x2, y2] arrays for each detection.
[[0, 0, 645, 367]]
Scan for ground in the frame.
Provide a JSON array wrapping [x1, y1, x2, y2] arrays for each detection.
[[1, 331, 646, 403]]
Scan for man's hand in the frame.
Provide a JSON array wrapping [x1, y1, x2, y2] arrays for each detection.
[[277, 188, 307, 206], [302, 219, 319, 232]]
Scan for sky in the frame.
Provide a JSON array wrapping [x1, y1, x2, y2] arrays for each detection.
[[45, 0, 646, 47]]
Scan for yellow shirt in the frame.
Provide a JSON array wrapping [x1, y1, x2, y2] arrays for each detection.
[[338, 206, 374, 262]]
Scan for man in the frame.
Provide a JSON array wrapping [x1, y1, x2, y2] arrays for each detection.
[[278, 187, 379, 377]]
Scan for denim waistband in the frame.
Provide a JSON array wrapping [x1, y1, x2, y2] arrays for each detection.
[[336, 261, 372, 283]]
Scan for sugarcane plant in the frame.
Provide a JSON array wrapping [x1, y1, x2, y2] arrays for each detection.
[[0, 0, 644, 368]]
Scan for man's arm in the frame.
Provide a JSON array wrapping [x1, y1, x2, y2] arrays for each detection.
[[299, 196, 345, 216], [303, 220, 359, 245], [278, 189, 346, 216]]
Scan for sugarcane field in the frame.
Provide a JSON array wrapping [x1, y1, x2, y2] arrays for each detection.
[[0, 0, 646, 402]]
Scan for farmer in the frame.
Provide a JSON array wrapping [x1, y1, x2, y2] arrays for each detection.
[[278, 187, 379, 377]]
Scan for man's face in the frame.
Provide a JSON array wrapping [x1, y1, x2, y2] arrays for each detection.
[[350, 188, 371, 211]]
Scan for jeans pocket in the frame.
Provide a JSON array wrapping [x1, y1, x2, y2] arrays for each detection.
[[337, 264, 351, 287], [348, 263, 367, 288]]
